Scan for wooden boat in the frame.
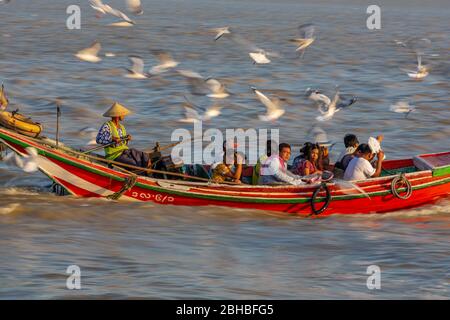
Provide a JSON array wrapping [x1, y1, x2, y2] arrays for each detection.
[[0, 111, 42, 138], [0, 126, 449, 216]]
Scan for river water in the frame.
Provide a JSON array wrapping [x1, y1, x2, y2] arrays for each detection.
[[0, 0, 449, 299]]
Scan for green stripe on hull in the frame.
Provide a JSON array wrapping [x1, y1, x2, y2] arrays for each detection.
[[433, 166, 450, 177]]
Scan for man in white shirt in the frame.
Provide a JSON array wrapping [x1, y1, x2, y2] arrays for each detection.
[[344, 143, 384, 181], [260, 143, 305, 186]]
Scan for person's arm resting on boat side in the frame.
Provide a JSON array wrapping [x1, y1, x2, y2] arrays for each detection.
[[270, 158, 304, 185]]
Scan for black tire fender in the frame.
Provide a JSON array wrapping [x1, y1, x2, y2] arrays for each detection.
[[310, 182, 331, 216]]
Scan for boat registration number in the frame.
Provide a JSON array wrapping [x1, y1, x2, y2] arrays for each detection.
[[131, 192, 175, 203]]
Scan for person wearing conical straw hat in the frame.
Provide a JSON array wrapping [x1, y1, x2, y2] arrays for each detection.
[[313, 128, 334, 172], [96, 102, 151, 169]]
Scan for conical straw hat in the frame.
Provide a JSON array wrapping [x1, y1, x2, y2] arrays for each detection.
[[311, 127, 333, 147], [103, 102, 131, 117]]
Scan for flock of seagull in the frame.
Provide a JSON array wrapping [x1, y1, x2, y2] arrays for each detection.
[[72, 1, 364, 124], [1, 0, 433, 127], [68, 0, 434, 126]]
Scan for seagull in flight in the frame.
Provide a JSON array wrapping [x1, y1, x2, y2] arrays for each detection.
[[228, 33, 278, 64], [213, 27, 231, 41], [205, 78, 229, 99], [399, 38, 431, 79], [75, 41, 102, 63], [124, 55, 149, 79], [403, 54, 429, 79], [177, 70, 229, 98], [394, 39, 407, 47], [108, 21, 134, 27], [390, 101, 415, 118], [252, 87, 285, 122], [89, 0, 135, 25], [149, 51, 179, 75], [308, 88, 357, 122], [290, 23, 315, 57], [315, 90, 340, 122], [306, 88, 331, 106], [177, 70, 209, 96], [248, 46, 280, 65], [178, 98, 222, 123], [249, 51, 271, 64]]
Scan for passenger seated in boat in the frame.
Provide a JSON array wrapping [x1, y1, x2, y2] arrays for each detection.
[[96, 102, 152, 169], [318, 144, 332, 171], [211, 147, 244, 184], [335, 134, 359, 170], [336, 134, 384, 172], [252, 139, 275, 185], [344, 143, 385, 181], [291, 143, 323, 176], [339, 152, 356, 172], [240, 155, 254, 185], [291, 142, 310, 175], [260, 143, 305, 186], [314, 131, 334, 171]]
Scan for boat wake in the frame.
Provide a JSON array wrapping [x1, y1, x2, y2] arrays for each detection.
[[0, 203, 21, 215], [0, 186, 47, 196]]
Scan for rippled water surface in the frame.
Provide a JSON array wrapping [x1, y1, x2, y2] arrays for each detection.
[[0, 0, 449, 299]]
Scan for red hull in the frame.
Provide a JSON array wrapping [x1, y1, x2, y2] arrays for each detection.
[[1, 127, 449, 216]]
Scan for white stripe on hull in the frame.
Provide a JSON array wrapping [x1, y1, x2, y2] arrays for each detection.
[[36, 155, 139, 201]]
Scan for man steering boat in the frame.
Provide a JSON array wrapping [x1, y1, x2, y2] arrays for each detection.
[[96, 102, 152, 169]]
